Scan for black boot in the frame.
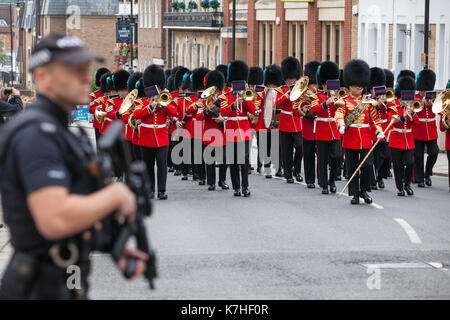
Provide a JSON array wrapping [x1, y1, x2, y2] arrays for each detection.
[[360, 191, 372, 204], [218, 181, 229, 190], [377, 177, 385, 189], [397, 189, 405, 196], [199, 179, 206, 186], [208, 184, 215, 191], [425, 176, 432, 187], [233, 189, 241, 197], [168, 167, 174, 173], [286, 178, 294, 184], [294, 173, 303, 182], [329, 181, 337, 194], [307, 183, 315, 189], [157, 192, 168, 200], [275, 169, 283, 177], [351, 196, 360, 204], [322, 187, 329, 194], [182, 175, 188, 181], [418, 182, 425, 188], [174, 169, 181, 176], [242, 187, 251, 197], [404, 184, 414, 196]]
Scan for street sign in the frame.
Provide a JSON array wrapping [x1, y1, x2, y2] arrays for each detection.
[[117, 22, 131, 43]]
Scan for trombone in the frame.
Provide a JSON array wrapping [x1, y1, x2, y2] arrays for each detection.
[[407, 99, 424, 114], [385, 88, 395, 103]]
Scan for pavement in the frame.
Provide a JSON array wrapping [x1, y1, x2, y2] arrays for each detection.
[[0, 122, 449, 299]]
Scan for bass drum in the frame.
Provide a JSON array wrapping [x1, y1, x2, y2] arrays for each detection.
[[263, 88, 279, 129]]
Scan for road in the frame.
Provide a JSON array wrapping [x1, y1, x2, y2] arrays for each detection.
[[88, 165, 450, 300], [1, 123, 449, 299]]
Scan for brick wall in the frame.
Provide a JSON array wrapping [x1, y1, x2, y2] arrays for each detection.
[[274, 0, 288, 65], [222, 0, 233, 64], [388, 24, 393, 69], [306, 1, 321, 62], [247, 0, 258, 67], [429, 24, 436, 70]]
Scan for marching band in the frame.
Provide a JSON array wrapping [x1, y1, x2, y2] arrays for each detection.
[[89, 58, 450, 204]]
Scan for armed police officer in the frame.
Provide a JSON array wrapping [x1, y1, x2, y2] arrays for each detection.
[[0, 34, 149, 300]]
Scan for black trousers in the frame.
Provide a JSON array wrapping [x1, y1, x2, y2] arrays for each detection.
[[180, 138, 193, 176], [303, 138, 316, 184], [447, 150, 450, 188], [317, 139, 341, 188], [205, 145, 227, 185], [390, 147, 415, 190], [344, 148, 372, 197], [374, 141, 390, 179], [133, 143, 142, 161], [141, 145, 169, 194], [94, 128, 101, 153], [194, 139, 206, 180], [414, 139, 439, 183], [227, 141, 250, 190], [168, 135, 175, 169], [280, 131, 303, 179], [256, 130, 272, 170]]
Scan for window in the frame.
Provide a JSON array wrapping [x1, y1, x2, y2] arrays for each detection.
[[259, 22, 275, 67], [326, 24, 331, 61], [262, 23, 266, 67], [154, 0, 158, 28], [269, 23, 273, 65], [199, 44, 204, 67], [139, 0, 143, 28], [335, 24, 340, 64], [299, 24, 304, 67], [292, 24, 296, 58], [143, 0, 148, 28], [288, 22, 306, 67], [148, 0, 152, 28]]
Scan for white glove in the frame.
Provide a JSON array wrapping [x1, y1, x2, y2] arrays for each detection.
[[376, 131, 385, 140], [338, 126, 345, 135]]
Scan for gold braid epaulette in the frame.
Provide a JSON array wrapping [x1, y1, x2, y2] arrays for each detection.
[[334, 98, 345, 108]]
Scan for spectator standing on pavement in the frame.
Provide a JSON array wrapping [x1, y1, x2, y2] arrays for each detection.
[[0, 87, 23, 125]]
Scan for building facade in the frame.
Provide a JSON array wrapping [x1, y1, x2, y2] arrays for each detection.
[[137, 0, 167, 70], [0, 2, 20, 85]]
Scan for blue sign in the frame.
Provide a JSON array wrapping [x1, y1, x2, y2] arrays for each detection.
[[73, 106, 90, 121]]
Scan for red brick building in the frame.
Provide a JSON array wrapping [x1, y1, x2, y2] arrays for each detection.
[[222, 0, 357, 68]]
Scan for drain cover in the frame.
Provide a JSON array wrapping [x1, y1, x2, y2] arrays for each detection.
[[360, 262, 440, 269]]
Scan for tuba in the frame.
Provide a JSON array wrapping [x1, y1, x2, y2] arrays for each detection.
[[290, 76, 310, 102], [432, 89, 450, 129], [119, 89, 138, 115], [94, 105, 107, 123]]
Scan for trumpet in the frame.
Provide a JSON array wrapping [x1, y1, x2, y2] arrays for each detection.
[[157, 90, 173, 107], [408, 99, 424, 113], [94, 105, 107, 123], [385, 88, 395, 102], [242, 88, 257, 101]]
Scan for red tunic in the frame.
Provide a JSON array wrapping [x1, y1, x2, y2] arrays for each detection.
[[195, 100, 225, 147], [387, 101, 420, 150], [131, 98, 148, 146], [335, 95, 381, 150], [133, 99, 178, 148], [220, 91, 256, 143], [102, 97, 123, 135], [311, 91, 341, 141], [89, 90, 104, 130], [413, 94, 438, 141], [275, 86, 302, 133], [168, 92, 180, 136], [439, 114, 450, 150]]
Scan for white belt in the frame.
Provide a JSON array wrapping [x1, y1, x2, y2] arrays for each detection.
[[227, 116, 248, 121], [140, 123, 167, 129], [380, 119, 388, 123], [105, 118, 112, 122], [349, 124, 370, 128], [316, 117, 335, 122], [281, 110, 292, 115], [393, 128, 412, 133], [418, 118, 435, 122]]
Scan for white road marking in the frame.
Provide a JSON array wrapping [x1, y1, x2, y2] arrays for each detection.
[[394, 218, 422, 244]]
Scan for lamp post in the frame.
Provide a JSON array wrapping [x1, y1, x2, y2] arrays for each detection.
[[130, 0, 134, 73], [423, 0, 430, 69], [232, 0, 236, 60]]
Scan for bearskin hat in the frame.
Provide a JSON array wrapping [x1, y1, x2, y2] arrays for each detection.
[[100, 72, 111, 93], [395, 76, 416, 98], [343, 59, 370, 88], [143, 65, 166, 90], [339, 69, 346, 88], [112, 69, 130, 91], [167, 75, 176, 92], [368, 67, 386, 91], [281, 56, 301, 80], [227, 60, 249, 83], [165, 69, 172, 80], [416, 69, 436, 91], [264, 64, 283, 87], [174, 67, 189, 90], [181, 71, 192, 91], [127, 72, 143, 92], [317, 61, 339, 86], [95, 67, 110, 87], [303, 61, 321, 85], [215, 64, 228, 82], [204, 70, 225, 91], [384, 69, 394, 88], [191, 67, 210, 92], [397, 70, 415, 82], [248, 66, 264, 86]]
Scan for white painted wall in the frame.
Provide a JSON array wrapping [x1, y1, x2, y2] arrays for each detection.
[[358, 0, 450, 89]]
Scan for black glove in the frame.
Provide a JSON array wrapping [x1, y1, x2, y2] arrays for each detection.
[[203, 109, 209, 117], [305, 110, 316, 122], [375, 105, 381, 111], [400, 115, 406, 122], [172, 119, 177, 126], [322, 101, 329, 110], [115, 111, 122, 119], [230, 103, 236, 112]]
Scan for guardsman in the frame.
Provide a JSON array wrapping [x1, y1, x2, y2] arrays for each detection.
[[301, 61, 321, 189], [387, 76, 420, 196], [312, 61, 341, 194], [190, 67, 210, 185], [102, 70, 130, 135], [129, 76, 146, 161], [254, 64, 283, 178], [90, 72, 111, 140], [195, 70, 228, 191], [220, 60, 256, 197], [368, 67, 390, 190], [121, 72, 143, 160], [97, 74, 117, 135], [397, 70, 416, 83], [133, 65, 178, 200], [335, 59, 383, 205], [89, 67, 110, 141], [438, 90, 450, 191], [247, 66, 264, 174], [413, 69, 439, 187], [276, 57, 303, 184]]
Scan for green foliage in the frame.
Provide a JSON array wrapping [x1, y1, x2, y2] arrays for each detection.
[[0, 38, 8, 66], [170, 1, 178, 10], [188, 1, 198, 11], [209, 0, 220, 9], [200, 0, 209, 9], [178, 2, 186, 11]]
